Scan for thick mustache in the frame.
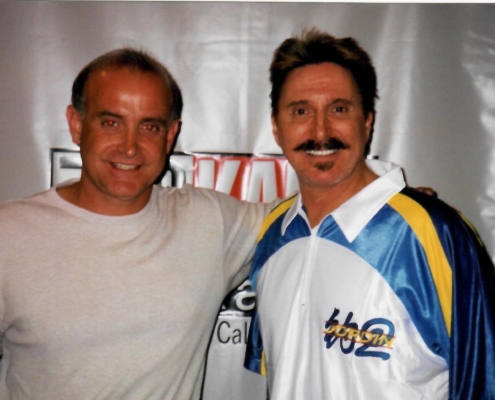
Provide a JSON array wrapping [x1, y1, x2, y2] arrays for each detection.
[[293, 138, 348, 152]]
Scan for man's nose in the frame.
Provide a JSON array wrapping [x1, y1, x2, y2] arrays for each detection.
[[313, 112, 330, 141], [118, 129, 138, 157]]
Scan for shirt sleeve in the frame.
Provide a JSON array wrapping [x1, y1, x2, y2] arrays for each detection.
[[215, 192, 277, 290], [401, 187, 495, 399], [446, 211, 495, 399]]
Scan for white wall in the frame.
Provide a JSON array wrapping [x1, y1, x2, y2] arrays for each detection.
[[1, 3, 495, 397], [2, 3, 494, 258]]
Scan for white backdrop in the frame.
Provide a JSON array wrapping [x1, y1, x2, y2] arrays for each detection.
[[1, 2, 495, 399], [2, 2, 495, 257]]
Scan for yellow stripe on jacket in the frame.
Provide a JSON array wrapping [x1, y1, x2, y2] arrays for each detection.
[[257, 195, 298, 243], [388, 193, 453, 336]]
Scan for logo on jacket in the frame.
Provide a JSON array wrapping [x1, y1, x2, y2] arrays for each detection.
[[323, 307, 395, 361]]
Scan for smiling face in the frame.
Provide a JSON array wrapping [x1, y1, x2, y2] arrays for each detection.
[[65, 67, 179, 215], [272, 62, 374, 197]]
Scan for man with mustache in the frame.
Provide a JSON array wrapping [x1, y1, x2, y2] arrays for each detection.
[[244, 29, 495, 399]]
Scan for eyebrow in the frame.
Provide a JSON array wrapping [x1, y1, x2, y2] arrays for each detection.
[[140, 117, 168, 127], [330, 98, 354, 106], [286, 100, 310, 108], [286, 98, 355, 108], [95, 110, 123, 119], [95, 111, 168, 127]]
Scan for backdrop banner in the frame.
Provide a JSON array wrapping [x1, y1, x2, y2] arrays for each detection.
[[3, 2, 495, 399]]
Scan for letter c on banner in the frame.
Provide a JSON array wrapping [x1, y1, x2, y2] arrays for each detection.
[[217, 321, 231, 344]]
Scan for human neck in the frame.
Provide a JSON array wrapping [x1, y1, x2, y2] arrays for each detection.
[[300, 168, 378, 229], [56, 182, 152, 216]]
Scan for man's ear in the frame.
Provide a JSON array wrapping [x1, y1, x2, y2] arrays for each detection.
[[271, 114, 281, 147], [66, 105, 83, 146], [165, 119, 181, 154]]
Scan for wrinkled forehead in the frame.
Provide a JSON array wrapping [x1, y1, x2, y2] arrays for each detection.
[[87, 65, 169, 92], [84, 66, 173, 112], [281, 63, 362, 101]]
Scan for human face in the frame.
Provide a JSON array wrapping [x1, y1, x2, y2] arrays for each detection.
[[272, 62, 373, 194], [66, 67, 179, 214]]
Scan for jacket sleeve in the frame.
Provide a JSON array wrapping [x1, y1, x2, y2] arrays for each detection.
[[445, 211, 495, 399], [400, 187, 495, 399]]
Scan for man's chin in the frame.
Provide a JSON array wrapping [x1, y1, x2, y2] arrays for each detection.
[[105, 183, 153, 202], [314, 161, 334, 172]]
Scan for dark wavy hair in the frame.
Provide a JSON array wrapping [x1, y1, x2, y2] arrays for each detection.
[[270, 29, 378, 155]]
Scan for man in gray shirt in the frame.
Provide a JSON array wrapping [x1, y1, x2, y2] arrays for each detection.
[[0, 48, 269, 399]]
